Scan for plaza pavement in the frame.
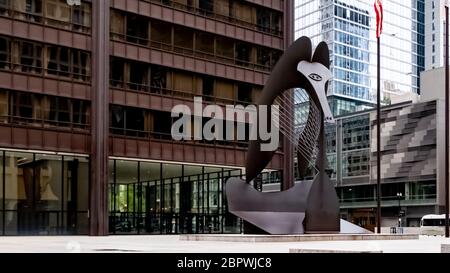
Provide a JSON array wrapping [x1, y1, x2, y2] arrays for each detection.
[[0, 235, 449, 253]]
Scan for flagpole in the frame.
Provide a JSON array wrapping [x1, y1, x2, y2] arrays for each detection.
[[445, 3, 449, 238], [376, 35, 381, 234]]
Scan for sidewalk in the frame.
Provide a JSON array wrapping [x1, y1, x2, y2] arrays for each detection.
[[0, 235, 449, 253]]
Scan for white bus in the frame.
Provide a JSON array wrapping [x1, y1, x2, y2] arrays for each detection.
[[420, 214, 450, 236]]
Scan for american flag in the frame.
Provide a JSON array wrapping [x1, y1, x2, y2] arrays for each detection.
[[374, 0, 383, 38]]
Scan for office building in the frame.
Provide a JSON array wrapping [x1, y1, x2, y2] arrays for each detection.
[[425, 0, 446, 70], [0, 0, 291, 236], [294, 0, 425, 116]]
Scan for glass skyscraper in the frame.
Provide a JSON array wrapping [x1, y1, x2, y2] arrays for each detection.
[[294, 0, 425, 116]]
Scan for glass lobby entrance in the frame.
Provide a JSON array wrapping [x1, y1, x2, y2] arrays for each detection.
[[0, 150, 89, 235], [108, 159, 243, 235]]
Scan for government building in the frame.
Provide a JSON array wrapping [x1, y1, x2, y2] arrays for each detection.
[[0, 0, 292, 236]]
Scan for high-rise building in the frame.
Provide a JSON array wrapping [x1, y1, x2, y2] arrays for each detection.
[[425, 0, 446, 70], [0, 0, 291, 236], [294, 0, 425, 116]]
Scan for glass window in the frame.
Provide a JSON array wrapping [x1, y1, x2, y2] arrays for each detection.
[[153, 111, 172, 137], [47, 46, 69, 77], [151, 20, 172, 47], [0, 0, 10, 12], [72, 99, 88, 128], [111, 105, 125, 134], [125, 107, 145, 135], [18, 41, 42, 74], [237, 83, 252, 103], [256, 7, 270, 32], [215, 36, 234, 60], [62, 156, 89, 235], [256, 47, 270, 67], [4, 151, 34, 235], [150, 65, 167, 93], [195, 32, 214, 55], [13, 0, 43, 22], [235, 42, 251, 66], [199, 0, 213, 16], [174, 25, 193, 52], [111, 9, 125, 39], [72, 2, 91, 32], [48, 96, 71, 126], [126, 14, 148, 45], [71, 49, 90, 80], [111, 57, 125, 87], [202, 76, 214, 99], [11, 92, 34, 121], [0, 36, 9, 69], [34, 153, 63, 233], [128, 60, 148, 91], [45, 0, 70, 27]]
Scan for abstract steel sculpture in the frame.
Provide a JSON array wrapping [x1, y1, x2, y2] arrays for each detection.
[[226, 37, 340, 234]]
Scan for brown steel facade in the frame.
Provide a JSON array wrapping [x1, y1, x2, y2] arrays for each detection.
[[0, 0, 292, 235]]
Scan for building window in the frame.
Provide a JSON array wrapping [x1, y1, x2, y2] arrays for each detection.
[[49, 96, 71, 126], [47, 46, 70, 77], [150, 65, 167, 93], [125, 107, 146, 135], [128, 60, 149, 91], [111, 105, 125, 135], [111, 58, 125, 88], [195, 32, 214, 55], [16, 0, 43, 23], [46, 46, 90, 79], [256, 7, 281, 34], [72, 99, 88, 128], [199, 0, 213, 16], [0, 0, 10, 15], [111, 9, 125, 40], [110, 105, 151, 138], [126, 14, 148, 45], [10, 0, 91, 32], [202, 76, 214, 100], [0, 36, 9, 69], [45, 0, 71, 26], [153, 110, 172, 138], [71, 49, 90, 80], [16, 41, 42, 74], [11, 92, 34, 121], [114, 14, 281, 72], [151, 20, 172, 47], [235, 42, 251, 66], [237, 83, 253, 104], [3, 89, 90, 129], [174, 25, 194, 53], [256, 46, 270, 68], [1, 151, 89, 235], [72, 1, 91, 32], [215, 36, 234, 61], [230, 0, 253, 24]]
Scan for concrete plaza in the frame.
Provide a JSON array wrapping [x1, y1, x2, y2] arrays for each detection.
[[0, 235, 449, 253]]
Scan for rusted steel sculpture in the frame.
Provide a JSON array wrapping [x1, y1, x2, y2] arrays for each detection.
[[226, 37, 340, 234]]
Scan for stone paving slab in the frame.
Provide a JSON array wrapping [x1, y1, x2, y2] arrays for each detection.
[[180, 234, 419, 243], [290, 248, 383, 253], [0, 235, 448, 253]]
